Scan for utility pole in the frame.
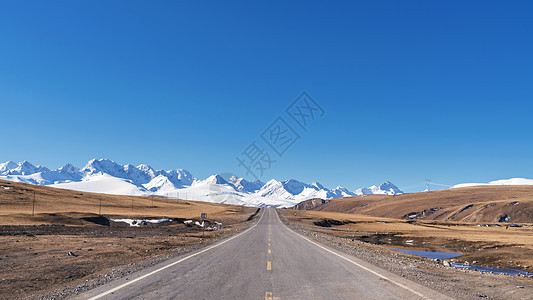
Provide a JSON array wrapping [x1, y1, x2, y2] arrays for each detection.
[[99, 198, 102, 215], [32, 191, 36, 216], [425, 178, 431, 192]]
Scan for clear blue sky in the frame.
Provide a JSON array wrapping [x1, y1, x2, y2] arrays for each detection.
[[1, 1, 532, 192]]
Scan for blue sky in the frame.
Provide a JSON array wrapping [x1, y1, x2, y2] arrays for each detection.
[[1, 1, 532, 192]]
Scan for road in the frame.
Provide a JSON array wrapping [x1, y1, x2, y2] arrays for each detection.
[[77, 208, 450, 299]]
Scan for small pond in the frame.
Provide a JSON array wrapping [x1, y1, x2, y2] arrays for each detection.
[[390, 248, 533, 277]]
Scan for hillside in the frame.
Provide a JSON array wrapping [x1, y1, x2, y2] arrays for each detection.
[[0, 179, 256, 225], [292, 185, 533, 223]]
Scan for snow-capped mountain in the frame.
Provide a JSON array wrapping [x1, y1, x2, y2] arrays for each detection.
[[330, 186, 356, 198], [255, 179, 333, 200], [354, 181, 403, 196], [143, 175, 177, 193], [0, 159, 403, 207], [452, 178, 533, 189], [227, 176, 264, 193], [0, 161, 19, 173], [1, 161, 50, 176]]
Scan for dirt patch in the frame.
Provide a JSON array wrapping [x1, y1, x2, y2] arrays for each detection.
[[403, 207, 442, 219], [313, 219, 349, 227], [246, 208, 261, 221], [80, 216, 110, 226]]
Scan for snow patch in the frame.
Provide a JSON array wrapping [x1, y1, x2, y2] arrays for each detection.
[[452, 178, 533, 189], [112, 218, 172, 227]]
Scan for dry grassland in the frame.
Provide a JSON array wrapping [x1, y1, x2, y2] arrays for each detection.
[[0, 179, 252, 225], [282, 209, 533, 273]]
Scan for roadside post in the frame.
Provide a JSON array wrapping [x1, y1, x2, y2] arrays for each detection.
[[201, 213, 207, 238], [32, 191, 36, 216]]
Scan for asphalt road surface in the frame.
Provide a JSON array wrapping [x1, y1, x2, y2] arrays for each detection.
[[76, 208, 450, 299]]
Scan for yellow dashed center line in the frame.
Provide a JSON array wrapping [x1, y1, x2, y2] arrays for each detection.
[[265, 291, 273, 300], [267, 261, 272, 270], [268, 249, 271, 254], [268, 242, 271, 246]]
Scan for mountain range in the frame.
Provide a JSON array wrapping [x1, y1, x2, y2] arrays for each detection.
[[0, 159, 403, 207]]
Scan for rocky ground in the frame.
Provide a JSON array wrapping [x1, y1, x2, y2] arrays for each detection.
[[279, 210, 533, 300], [0, 211, 260, 300]]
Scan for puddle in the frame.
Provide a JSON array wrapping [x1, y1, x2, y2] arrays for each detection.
[[390, 248, 464, 259], [451, 263, 533, 277], [391, 248, 533, 277]]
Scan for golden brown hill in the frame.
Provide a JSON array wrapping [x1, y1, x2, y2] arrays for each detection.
[[0, 179, 254, 225], [293, 185, 533, 223]]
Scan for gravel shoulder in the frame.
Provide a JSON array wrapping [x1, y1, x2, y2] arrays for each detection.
[[279, 209, 533, 300]]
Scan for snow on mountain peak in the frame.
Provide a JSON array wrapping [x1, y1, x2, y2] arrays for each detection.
[[81, 158, 121, 175], [282, 179, 306, 195], [311, 181, 325, 190], [165, 169, 194, 186], [0, 161, 18, 173], [204, 174, 229, 185], [144, 174, 176, 192], [58, 163, 79, 174], [227, 176, 264, 193], [227, 175, 240, 185], [6, 161, 50, 175], [355, 181, 403, 196], [136, 164, 154, 173], [0, 158, 405, 207], [330, 186, 355, 198], [378, 181, 403, 195]]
